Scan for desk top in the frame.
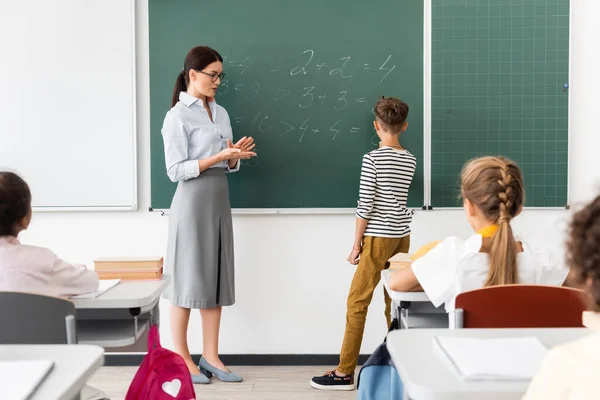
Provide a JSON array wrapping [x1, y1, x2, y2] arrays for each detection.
[[0, 345, 104, 400], [387, 328, 591, 400], [71, 276, 170, 309], [381, 270, 431, 302]]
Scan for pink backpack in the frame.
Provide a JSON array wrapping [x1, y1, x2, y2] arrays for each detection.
[[125, 325, 196, 400]]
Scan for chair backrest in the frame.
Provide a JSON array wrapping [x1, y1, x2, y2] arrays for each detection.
[[454, 285, 586, 328], [0, 291, 77, 344]]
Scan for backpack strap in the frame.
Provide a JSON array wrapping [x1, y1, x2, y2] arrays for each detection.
[[147, 324, 160, 352]]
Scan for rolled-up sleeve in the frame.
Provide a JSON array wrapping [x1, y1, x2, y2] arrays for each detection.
[[356, 154, 376, 220], [161, 112, 200, 182]]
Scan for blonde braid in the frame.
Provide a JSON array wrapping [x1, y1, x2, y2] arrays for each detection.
[[497, 164, 514, 224]]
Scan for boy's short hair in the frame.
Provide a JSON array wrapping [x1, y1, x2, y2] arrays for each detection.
[[374, 96, 409, 133]]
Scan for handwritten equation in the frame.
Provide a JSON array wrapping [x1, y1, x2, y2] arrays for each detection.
[[219, 50, 397, 144]]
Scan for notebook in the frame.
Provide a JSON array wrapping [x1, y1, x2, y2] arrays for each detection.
[[71, 279, 121, 299], [433, 336, 549, 381], [0, 360, 54, 400]]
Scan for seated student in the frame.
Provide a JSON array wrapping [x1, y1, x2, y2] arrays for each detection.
[[0, 171, 99, 297], [388, 156, 569, 316], [523, 194, 600, 400]]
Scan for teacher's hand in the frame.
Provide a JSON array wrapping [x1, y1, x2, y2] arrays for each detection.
[[219, 140, 256, 161], [233, 136, 256, 153]]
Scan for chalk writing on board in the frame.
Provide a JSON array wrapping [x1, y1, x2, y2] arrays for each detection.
[[316, 62, 328, 70], [218, 79, 229, 95], [280, 121, 294, 137], [290, 50, 314, 76], [330, 56, 353, 79], [247, 82, 260, 100], [335, 91, 348, 110], [311, 128, 320, 134], [274, 88, 290, 102], [251, 111, 271, 133], [356, 97, 366, 103], [235, 84, 245, 91], [239, 57, 252, 75], [350, 127, 361, 133], [234, 117, 244, 124], [330, 120, 341, 140], [364, 64, 371, 70], [379, 55, 396, 82], [371, 134, 380, 146], [298, 119, 310, 142], [318, 93, 327, 103], [299, 86, 315, 108]]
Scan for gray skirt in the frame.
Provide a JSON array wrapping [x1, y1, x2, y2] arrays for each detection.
[[163, 168, 235, 309]]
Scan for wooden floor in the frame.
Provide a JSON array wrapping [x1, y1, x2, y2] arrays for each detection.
[[88, 366, 358, 399]]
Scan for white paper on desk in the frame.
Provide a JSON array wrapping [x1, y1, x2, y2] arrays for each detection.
[[0, 360, 54, 400], [71, 279, 121, 299], [433, 336, 548, 381]]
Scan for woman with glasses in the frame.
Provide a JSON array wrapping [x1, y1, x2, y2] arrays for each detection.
[[160, 46, 256, 384]]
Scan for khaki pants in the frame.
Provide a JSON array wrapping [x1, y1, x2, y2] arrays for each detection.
[[337, 235, 410, 375]]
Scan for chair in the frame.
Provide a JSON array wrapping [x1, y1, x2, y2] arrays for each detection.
[[453, 285, 586, 328], [0, 291, 77, 344]]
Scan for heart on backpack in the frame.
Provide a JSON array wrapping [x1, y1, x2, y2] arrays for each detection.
[[162, 379, 181, 397]]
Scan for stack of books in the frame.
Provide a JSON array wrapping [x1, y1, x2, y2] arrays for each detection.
[[94, 256, 163, 280]]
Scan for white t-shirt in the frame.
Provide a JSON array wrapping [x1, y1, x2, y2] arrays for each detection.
[[411, 234, 569, 313]]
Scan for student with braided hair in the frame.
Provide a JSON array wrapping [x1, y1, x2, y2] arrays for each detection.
[[389, 156, 569, 321]]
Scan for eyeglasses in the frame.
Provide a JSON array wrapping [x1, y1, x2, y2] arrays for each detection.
[[196, 70, 225, 82]]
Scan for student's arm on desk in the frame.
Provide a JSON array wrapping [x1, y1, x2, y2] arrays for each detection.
[[388, 266, 422, 292], [50, 254, 100, 296]]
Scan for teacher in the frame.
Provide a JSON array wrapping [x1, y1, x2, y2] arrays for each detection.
[[161, 46, 256, 384]]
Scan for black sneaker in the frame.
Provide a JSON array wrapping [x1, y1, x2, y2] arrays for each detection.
[[310, 370, 355, 391]]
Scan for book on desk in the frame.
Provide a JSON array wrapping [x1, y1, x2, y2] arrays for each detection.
[[94, 256, 163, 280], [0, 360, 54, 400], [433, 336, 549, 381]]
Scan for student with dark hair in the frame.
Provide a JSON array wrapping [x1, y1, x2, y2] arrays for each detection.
[[0, 171, 99, 297], [523, 194, 600, 399]]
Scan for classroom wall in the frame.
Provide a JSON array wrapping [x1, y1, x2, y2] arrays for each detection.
[[19, 0, 600, 355]]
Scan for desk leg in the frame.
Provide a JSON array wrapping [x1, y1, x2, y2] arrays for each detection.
[[149, 302, 160, 326], [399, 301, 411, 329]]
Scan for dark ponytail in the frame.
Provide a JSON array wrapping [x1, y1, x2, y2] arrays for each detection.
[[171, 46, 224, 107], [171, 70, 187, 108]]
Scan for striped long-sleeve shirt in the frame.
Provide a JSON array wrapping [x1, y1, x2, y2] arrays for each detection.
[[356, 147, 417, 238]]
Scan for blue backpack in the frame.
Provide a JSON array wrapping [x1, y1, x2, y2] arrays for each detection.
[[357, 330, 404, 400]]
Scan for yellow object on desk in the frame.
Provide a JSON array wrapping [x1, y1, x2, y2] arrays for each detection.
[[410, 240, 442, 260], [388, 240, 443, 269]]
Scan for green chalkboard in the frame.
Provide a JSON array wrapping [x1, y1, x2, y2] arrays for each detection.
[[431, 0, 570, 207], [149, 0, 424, 209]]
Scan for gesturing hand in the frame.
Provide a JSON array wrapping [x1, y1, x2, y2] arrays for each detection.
[[233, 136, 256, 153]]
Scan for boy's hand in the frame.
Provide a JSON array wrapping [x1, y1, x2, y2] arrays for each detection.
[[347, 248, 361, 265]]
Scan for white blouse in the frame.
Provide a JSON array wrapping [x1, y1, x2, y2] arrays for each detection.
[[411, 234, 569, 312], [161, 91, 240, 182]]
